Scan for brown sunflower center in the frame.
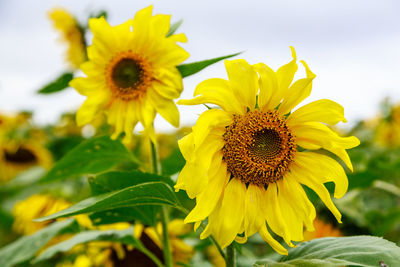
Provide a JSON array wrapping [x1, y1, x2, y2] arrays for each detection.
[[222, 109, 296, 186], [107, 52, 152, 101], [4, 147, 37, 164]]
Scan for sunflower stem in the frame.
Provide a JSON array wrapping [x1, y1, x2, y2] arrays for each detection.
[[150, 139, 174, 267], [226, 243, 236, 267]]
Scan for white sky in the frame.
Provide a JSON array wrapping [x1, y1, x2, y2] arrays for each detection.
[[1, 0, 399, 132]]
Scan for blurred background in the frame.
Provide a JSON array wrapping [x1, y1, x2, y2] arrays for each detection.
[[1, 0, 399, 131]]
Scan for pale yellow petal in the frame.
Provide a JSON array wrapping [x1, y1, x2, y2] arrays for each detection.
[[287, 99, 347, 126], [225, 59, 258, 112], [244, 184, 266, 237], [76, 90, 110, 126], [294, 152, 348, 198], [69, 77, 105, 96], [259, 224, 288, 255], [184, 160, 229, 223], [293, 122, 360, 171], [263, 183, 293, 246], [279, 60, 316, 115], [178, 78, 243, 114], [177, 133, 194, 161], [206, 178, 246, 248], [275, 179, 304, 241], [291, 163, 342, 223], [192, 109, 232, 147], [253, 63, 280, 110], [147, 90, 179, 127], [276, 46, 298, 97]]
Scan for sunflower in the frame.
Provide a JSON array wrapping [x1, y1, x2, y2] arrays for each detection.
[[69, 6, 189, 143], [132, 219, 194, 266], [48, 8, 87, 69], [175, 47, 360, 254], [374, 103, 400, 147]]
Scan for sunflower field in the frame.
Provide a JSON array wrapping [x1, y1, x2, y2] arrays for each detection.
[[1, 3, 400, 267]]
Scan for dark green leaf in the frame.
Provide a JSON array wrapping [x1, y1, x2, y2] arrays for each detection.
[[40, 136, 139, 183], [161, 148, 185, 175], [89, 206, 159, 226], [37, 72, 73, 94], [33, 227, 142, 263], [177, 52, 241, 78], [36, 181, 183, 222], [255, 236, 400, 267], [0, 219, 75, 267], [166, 19, 183, 37], [88, 170, 175, 226], [88, 170, 174, 195]]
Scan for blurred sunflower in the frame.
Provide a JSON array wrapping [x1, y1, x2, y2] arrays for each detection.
[[70, 6, 189, 143], [0, 113, 53, 182], [175, 48, 359, 254], [131, 219, 194, 266], [375, 103, 400, 147], [48, 8, 87, 69]]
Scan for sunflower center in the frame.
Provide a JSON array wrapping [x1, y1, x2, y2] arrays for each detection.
[[222, 109, 296, 186], [4, 147, 37, 164], [112, 58, 143, 88], [107, 52, 152, 101]]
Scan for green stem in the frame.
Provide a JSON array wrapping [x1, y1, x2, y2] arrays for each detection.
[[226, 243, 236, 267], [150, 139, 173, 267], [138, 246, 165, 267]]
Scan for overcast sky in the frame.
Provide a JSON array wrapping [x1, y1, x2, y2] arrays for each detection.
[[1, 0, 399, 131]]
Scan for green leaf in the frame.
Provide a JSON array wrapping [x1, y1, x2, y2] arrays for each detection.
[[161, 148, 185, 175], [37, 72, 73, 94], [33, 227, 141, 263], [40, 136, 139, 183], [36, 181, 183, 222], [255, 236, 400, 267], [167, 19, 183, 37], [0, 219, 75, 267], [88, 171, 175, 226], [88, 170, 174, 195], [177, 52, 241, 78]]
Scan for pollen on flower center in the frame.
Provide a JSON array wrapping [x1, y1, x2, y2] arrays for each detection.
[[222, 109, 296, 186], [106, 51, 153, 101]]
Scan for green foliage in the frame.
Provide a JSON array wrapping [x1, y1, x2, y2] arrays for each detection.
[[88, 171, 175, 226], [36, 182, 183, 222], [0, 219, 76, 267], [177, 52, 241, 78], [255, 236, 400, 267], [40, 136, 139, 183], [33, 227, 141, 263], [37, 72, 74, 94], [167, 19, 183, 37], [161, 147, 185, 175]]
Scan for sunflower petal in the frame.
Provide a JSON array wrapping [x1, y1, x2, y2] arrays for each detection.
[[253, 63, 280, 110], [279, 60, 316, 115], [76, 91, 110, 126], [276, 46, 298, 96], [293, 122, 360, 171], [244, 184, 266, 237], [225, 59, 259, 112], [259, 224, 288, 255], [288, 99, 347, 126], [178, 78, 243, 114]]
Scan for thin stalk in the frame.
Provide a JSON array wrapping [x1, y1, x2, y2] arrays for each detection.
[[150, 139, 173, 267], [226, 243, 236, 267], [138, 246, 165, 267]]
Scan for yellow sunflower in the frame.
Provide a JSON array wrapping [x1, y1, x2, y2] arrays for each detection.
[[375, 103, 400, 147], [70, 6, 189, 143], [175, 47, 359, 254], [48, 8, 87, 69]]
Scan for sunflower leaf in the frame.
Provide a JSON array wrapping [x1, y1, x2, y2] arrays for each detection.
[[37, 72, 74, 94], [35, 181, 184, 222], [40, 136, 139, 183], [167, 19, 183, 37], [87, 171, 175, 226], [255, 236, 400, 267], [0, 219, 76, 267], [177, 52, 242, 78], [33, 227, 142, 263]]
